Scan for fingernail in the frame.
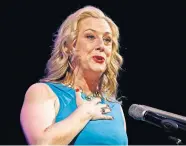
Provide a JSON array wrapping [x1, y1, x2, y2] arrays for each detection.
[[76, 88, 79, 92]]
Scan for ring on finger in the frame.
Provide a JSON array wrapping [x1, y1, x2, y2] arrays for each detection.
[[101, 107, 106, 114]]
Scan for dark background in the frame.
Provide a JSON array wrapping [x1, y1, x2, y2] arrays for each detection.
[[1, 0, 185, 145]]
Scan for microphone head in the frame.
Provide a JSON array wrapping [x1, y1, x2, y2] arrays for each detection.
[[128, 104, 148, 120], [129, 104, 186, 123]]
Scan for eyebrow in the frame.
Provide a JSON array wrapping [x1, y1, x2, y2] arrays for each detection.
[[83, 29, 112, 35]]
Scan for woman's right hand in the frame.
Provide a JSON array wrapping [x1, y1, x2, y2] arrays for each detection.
[[75, 89, 113, 121]]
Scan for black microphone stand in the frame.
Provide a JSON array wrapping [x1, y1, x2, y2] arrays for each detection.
[[161, 119, 185, 145], [168, 136, 183, 145]]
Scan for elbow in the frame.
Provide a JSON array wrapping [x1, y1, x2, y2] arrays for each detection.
[[25, 134, 51, 145], [33, 135, 53, 145], [34, 139, 50, 145], [34, 134, 69, 145], [25, 128, 70, 145], [35, 139, 68, 145], [26, 138, 48, 145]]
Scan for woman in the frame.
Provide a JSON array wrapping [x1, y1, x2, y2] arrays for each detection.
[[20, 5, 128, 145]]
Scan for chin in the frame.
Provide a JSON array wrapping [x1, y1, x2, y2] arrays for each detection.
[[91, 66, 106, 73], [88, 61, 106, 73]]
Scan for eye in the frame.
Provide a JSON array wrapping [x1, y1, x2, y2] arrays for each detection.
[[86, 34, 95, 40], [104, 38, 111, 42], [104, 37, 112, 44]]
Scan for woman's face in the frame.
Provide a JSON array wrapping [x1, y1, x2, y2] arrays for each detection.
[[73, 17, 113, 75]]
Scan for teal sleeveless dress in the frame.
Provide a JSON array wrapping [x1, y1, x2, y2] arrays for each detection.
[[45, 82, 128, 145]]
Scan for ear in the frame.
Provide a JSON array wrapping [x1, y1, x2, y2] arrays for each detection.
[[64, 41, 75, 54], [72, 39, 77, 48], [64, 39, 77, 54]]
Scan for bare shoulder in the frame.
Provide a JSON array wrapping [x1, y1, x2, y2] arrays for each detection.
[[24, 82, 56, 103], [20, 82, 58, 144]]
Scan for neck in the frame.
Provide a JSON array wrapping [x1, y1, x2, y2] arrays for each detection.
[[72, 68, 102, 95]]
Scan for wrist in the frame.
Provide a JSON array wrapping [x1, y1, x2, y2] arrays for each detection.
[[77, 106, 92, 121]]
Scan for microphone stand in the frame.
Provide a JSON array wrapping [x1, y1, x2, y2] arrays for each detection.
[[161, 119, 185, 145], [168, 136, 183, 145]]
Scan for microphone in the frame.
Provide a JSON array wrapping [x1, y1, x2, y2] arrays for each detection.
[[128, 104, 186, 139]]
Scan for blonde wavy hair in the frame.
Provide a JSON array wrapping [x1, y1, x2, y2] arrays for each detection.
[[40, 5, 124, 100]]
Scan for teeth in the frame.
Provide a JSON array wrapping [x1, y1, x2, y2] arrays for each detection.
[[95, 56, 103, 60]]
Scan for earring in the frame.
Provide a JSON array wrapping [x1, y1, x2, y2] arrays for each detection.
[[68, 52, 74, 70]]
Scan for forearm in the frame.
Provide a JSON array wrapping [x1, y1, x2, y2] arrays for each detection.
[[37, 107, 91, 145]]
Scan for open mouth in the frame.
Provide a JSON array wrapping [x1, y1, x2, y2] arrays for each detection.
[[92, 56, 105, 63]]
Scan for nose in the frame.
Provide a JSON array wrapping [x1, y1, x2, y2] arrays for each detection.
[[95, 38, 105, 52]]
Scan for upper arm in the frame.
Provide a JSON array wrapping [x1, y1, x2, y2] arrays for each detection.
[[20, 83, 56, 144], [119, 105, 127, 132]]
